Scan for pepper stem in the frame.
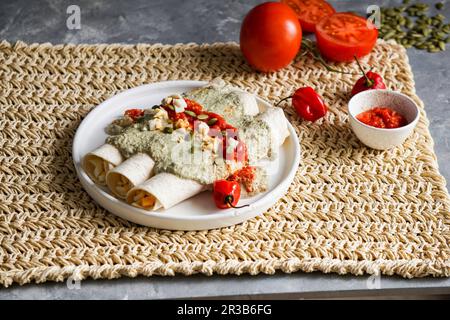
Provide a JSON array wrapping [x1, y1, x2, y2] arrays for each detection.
[[225, 195, 249, 209], [275, 95, 293, 107], [354, 55, 374, 87]]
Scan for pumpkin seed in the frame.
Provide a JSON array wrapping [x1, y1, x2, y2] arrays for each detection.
[[384, 31, 396, 39], [436, 2, 444, 10], [416, 3, 429, 10], [197, 114, 208, 120], [422, 29, 431, 37], [433, 19, 443, 27], [386, 10, 396, 17], [163, 127, 173, 134], [379, 1, 448, 53], [415, 43, 427, 49], [437, 31, 447, 39], [184, 110, 197, 117], [207, 118, 218, 126]]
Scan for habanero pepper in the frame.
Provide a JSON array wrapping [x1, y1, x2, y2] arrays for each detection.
[[292, 87, 328, 122], [277, 87, 328, 122], [213, 180, 249, 209], [351, 55, 386, 97]]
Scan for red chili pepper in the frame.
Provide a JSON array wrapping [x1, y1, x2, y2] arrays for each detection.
[[124, 109, 144, 121], [213, 180, 248, 209], [276, 87, 327, 122], [351, 56, 386, 97], [290, 87, 328, 122]]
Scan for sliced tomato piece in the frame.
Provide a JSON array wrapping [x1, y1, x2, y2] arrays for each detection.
[[281, 0, 335, 33], [315, 12, 378, 62], [124, 109, 144, 121]]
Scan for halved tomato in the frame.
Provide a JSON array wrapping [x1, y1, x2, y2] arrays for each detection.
[[281, 0, 336, 33], [315, 13, 378, 62]]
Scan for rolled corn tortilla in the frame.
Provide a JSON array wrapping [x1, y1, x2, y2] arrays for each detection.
[[234, 90, 259, 116], [258, 107, 290, 149], [186, 78, 260, 117], [106, 153, 155, 199], [83, 144, 124, 185], [127, 172, 205, 210]]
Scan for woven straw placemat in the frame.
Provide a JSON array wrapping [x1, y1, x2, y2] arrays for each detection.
[[0, 40, 449, 287]]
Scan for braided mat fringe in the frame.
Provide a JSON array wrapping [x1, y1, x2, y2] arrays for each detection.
[[0, 40, 449, 287]]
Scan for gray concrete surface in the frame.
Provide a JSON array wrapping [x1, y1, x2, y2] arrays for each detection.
[[0, 0, 449, 299]]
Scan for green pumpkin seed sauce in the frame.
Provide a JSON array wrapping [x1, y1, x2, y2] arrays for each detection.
[[184, 85, 246, 127], [106, 86, 274, 185]]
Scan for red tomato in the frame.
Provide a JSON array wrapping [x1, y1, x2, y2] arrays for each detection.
[[315, 13, 378, 62], [281, 0, 335, 33], [240, 2, 302, 72], [124, 109, 144, 121]]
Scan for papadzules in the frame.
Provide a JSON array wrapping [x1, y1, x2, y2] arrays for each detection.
[[83, 79, 291, 210]]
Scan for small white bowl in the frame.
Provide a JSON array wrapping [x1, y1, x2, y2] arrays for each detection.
[[348, 89, 420, 150]]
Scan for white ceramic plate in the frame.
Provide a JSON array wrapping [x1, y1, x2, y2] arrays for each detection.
[[73, 81, 300, 230]]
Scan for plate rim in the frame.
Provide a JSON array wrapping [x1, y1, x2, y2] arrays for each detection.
[[72, 80, 300, 224]]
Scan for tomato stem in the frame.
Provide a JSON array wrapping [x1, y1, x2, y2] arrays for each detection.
[[275, 95, 293, 107], [301, 40, 357, 76], [354, 55, 374, 87]]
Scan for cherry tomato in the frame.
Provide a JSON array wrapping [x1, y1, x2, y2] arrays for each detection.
[[281, 0, 336, 33], [240, 2, 302, 72], [315, 13, 378, 62]]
